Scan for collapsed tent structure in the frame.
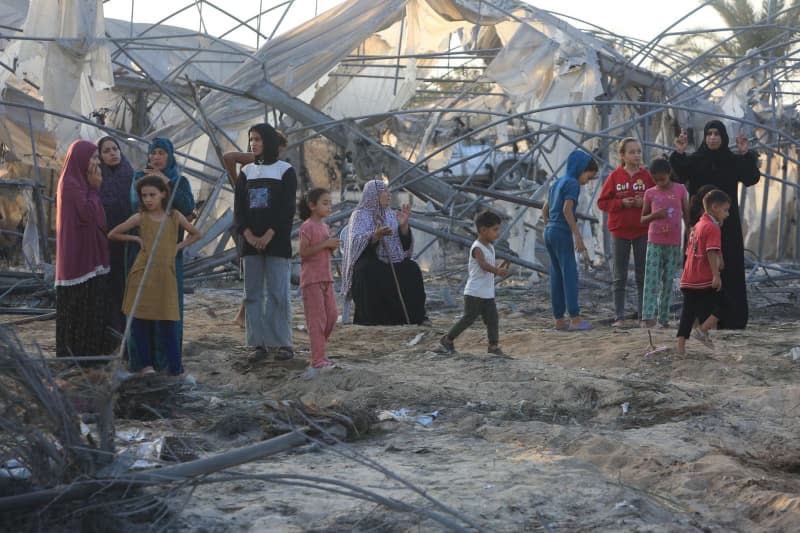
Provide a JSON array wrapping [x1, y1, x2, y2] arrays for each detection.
[[0, 0, 798, 282]]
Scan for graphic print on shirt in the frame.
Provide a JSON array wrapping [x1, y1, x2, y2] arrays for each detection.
[[616, 179, 648, 193], [249, 187, 269, 208]]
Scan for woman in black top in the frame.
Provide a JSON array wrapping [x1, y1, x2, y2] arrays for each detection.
[[670, 120, 760, 329], [233, 123, 297, 359]]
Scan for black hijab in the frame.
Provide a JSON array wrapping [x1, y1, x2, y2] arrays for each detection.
[[248, 123, 282, 165], [696, 120, 732, 153]]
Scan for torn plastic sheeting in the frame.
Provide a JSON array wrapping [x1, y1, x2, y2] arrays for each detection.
[[115, 428, 163, 469], [378, 408, 440, 427]]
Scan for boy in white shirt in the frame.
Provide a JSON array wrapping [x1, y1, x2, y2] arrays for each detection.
[[440, 211, 509, 356]]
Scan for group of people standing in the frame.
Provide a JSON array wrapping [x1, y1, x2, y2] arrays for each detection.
[[53, 118, 760, 373], [223, 123, 428, 368], [54, 121, 429, 376], [55, 136, 197, 376], [545, 120, 759, 353]]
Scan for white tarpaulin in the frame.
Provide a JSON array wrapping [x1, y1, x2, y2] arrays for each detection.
[[0, 0, 796, 263], [11, 0, 113, 146]]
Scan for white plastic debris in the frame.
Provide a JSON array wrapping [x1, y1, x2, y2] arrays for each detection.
[[790, 347, 800, 362], [116, 429, 146, 442], [127, 437, 164, 470], [407, 333, 426, 346], [377, 408, 440, 427]]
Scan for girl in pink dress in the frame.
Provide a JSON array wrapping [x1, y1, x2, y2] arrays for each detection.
[[640, 158, 689, 328], [298, 188, 340, 368]]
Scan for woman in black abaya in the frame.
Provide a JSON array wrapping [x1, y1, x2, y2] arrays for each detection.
[[669, 120, 760, 329]]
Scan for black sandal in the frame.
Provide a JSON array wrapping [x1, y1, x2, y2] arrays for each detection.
[[275, 347, 295, 361]]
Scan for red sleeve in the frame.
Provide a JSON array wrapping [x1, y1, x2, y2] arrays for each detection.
[[597, 168, 623, 212], [703, 223, 721, 251], [641, 169, 655, 189]]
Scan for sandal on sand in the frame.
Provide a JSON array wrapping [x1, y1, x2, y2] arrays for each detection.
[[568, 319, 593, 331], [692, 328, 714, 349], [312, 357, 336, 369], [249, 346, 269, 362], [611, 320, 625, 328], [275, 347, 295, 361]]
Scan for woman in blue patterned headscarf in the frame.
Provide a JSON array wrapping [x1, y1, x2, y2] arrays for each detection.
[[126, 137, 195, 373]]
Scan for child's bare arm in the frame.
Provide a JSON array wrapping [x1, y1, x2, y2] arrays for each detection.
[[562, 199, 585, 252], [176, 213, 203, 251], [108, 214, 141, 242], [473, 247, 507, 276], [640, 198, 667, 224], [299, 234, 339, 257], [640, 197, 652, 224], [541, 200, 548, 225], [708, 250, 723, 289]]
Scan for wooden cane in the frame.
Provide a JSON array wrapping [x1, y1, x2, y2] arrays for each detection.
[[376, 215, 412, 325]]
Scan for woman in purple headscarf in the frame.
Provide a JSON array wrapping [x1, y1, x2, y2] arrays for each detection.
[[341, 179, 427, 325], [55, 140, 113, 357], [97, 135, 134, 337]]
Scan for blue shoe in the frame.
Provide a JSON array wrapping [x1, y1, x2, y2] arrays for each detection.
[[568, 319, 593, 331]]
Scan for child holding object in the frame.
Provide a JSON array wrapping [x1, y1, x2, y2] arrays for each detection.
[[542, 149, 598, 331], [640, 158, 689, 328], [109, 176, 202, 376], [676, 189, 730, 354], [439, 211, 509, 356], [597, 138, 654, 326], [298, 188, 340, 369]]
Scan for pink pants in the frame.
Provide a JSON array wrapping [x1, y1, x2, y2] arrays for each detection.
[[302, 282, 337, 365]]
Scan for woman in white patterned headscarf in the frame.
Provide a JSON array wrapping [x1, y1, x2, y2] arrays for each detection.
[[341, 180, 427, 325]]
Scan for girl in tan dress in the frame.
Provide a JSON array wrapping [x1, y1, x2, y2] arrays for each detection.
[[108, 176, 202, 376]]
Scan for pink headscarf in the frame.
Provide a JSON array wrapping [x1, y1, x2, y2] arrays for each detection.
[[55, 140, 110, 285], [340, 179, 410, 295]]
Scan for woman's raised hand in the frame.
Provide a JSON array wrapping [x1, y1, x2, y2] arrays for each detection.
[[87, 159, 102, 190], [674, 128, 688, 154], [735, 129, 749, 154], [144, 167, 170, 185], [396, 203, 411, 228]]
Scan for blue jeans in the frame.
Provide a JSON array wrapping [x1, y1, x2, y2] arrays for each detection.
[[243, 254, 292, 348], [545, 226, 579, 319]]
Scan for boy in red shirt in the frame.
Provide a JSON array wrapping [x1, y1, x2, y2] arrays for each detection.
[[677, 189, 730, 354]]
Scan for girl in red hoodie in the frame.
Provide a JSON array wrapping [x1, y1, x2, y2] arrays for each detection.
[[597, 138, 655, 327]]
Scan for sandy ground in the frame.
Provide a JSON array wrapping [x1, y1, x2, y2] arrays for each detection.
[[7, 277, 800, 532]]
